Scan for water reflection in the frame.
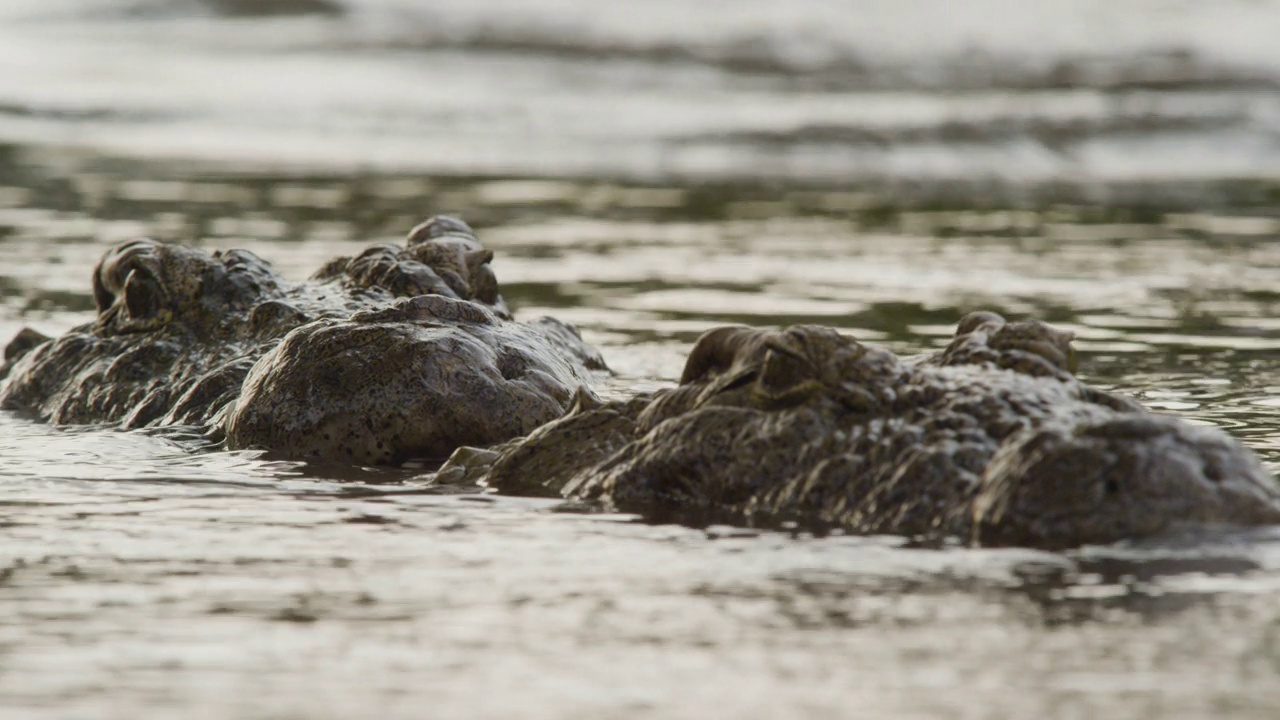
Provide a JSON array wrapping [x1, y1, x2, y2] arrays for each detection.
[[1006, 552, 1266, 626]]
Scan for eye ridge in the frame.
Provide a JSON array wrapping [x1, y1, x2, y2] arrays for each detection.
[[123, 268, 168, 321]]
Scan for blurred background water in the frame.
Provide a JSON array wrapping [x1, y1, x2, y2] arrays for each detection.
[[4, 1, 1280, 718]]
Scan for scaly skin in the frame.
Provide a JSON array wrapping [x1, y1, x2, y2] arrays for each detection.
[[439, 314, 1280, 549], [0, 216, 606, 462], [225, 294, 601, 464]]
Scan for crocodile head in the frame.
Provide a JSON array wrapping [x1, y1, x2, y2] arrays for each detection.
[[467, 317, 1280, 549], [225, 294, 604, 465], [2, 217, 605, 455], [973, 413, 1280, 548], [92, 238, 282, 335]]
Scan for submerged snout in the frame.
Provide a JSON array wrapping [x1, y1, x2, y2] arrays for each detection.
[[972, 413, 1280, 549], [225, 312, 589, 465]]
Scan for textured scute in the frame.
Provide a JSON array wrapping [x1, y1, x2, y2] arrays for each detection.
[[312, 215, 512, 318], [224, 303, 599, 464], [972, 414, 1279, 548], [443, 390, 653, 496], [453, 316, 1280, 549], [0, 216, 604, 463], [1, 238, 298, 427]]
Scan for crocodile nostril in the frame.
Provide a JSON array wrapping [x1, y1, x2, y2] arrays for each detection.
[[497, 352, 526, 381], [1203, 458, 1225, 484]]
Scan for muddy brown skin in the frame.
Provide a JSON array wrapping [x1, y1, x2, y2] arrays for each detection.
[[225, 295, 601, 465], [0, 217, 606, 463], [441, 314, 1280, 549]]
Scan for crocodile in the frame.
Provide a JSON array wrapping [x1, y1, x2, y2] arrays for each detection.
[[437, 313, 1280, 548], [0, 216, 606, 464]]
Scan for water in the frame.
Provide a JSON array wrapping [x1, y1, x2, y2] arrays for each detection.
[[4, 0, 1280, 189], [4, 1, 1280, 717]]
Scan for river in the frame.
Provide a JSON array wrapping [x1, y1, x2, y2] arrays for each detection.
[[3, 1, 1280, 718]]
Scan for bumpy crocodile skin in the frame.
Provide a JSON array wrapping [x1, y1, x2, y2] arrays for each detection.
[[0, 217, 605, 462], [439, 315, 1280, 549]]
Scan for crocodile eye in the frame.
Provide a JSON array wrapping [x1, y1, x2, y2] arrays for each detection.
[[956, 310, 1004, 336], [680, 326, 758, 384], [758, 347, 812, 395], [470, 263, 500, 304], [92, 239, 163, 314], [123, 268, 167, 321]]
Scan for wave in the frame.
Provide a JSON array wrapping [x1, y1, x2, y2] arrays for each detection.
[[0, 0, 1278, 190], [677, 104, 1249, 148], [13, 0, 1280, 91]]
